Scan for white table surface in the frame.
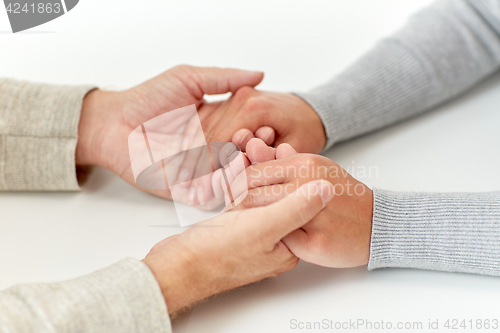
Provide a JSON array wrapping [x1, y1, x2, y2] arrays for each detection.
[[1, 1, 500, 332]]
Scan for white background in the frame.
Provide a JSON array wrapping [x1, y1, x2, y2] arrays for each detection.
[[1, 1, 500, 332]]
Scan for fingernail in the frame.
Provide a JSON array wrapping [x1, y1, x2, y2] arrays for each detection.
[[262, 128, 274, 143], [238, 131, 251, 146], [227, 149, 236, 165], [187, 188, 197, 205], [227, 144, 237, 157], [178, 169, 190, 184], [197, 187, 206, 205]]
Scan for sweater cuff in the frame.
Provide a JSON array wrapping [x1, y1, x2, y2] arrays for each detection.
[[0, 79, 96, 191], [0, 258, 172, 333], [368, 188, 500, 276], [61, 258, 172, 333]]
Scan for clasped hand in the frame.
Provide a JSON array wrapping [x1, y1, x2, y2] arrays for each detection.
[[75, 65, 372, 316]]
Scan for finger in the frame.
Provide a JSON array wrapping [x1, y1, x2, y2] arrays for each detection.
[[226, 151, 251, 206], [255, 126, 275, 146], [185, 186, 198, 206], [246, 138, 276, 164], [224, 192, 232, 207], [211, 169, 225, 200], [186, 147, 214, 205], [218, 166, 235, 199], [246, 180, 335, 243], [182, 114, 205, 151], [227, 151, 250, 181], [218, 142, 239, 168], [196, 100, 222, 124], [197, 194, 225, 211], [233, 184, 291, 209], [281, 228, 309, 258], [215, 144, 243, 200], [232, 129, 255, 152], [175, 149, 203, 187], [216, 144, 249, 200], [230, 158, 292, 200], [176, 66, 264, 98], [275, 143, 298, 159], [190, 173, 214, 206], [221, 165, 237, 194], [169, 182, 196, 206], [205, 89, 266, 146]]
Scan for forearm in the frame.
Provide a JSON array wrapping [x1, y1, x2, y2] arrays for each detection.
[[0, 259, 172, 333], [369, 189, 500, 276], [296, 0, 500, 150], [0, 79, 95, 191]]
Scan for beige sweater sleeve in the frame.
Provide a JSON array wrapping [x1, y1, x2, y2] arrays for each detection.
[[0, 259, 172, 333], [0, 78, 94, 191], [0, 79, 172, 332]]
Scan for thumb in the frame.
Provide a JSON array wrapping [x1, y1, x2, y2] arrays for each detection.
[[246, 180, 335, 244], [171, 65, 264, 98]]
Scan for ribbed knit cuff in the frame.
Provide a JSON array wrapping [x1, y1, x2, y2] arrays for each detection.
[[368, 188, 500, 276], [0, 79, 95, 191]]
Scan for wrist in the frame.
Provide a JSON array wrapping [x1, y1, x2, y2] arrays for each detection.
[[142, 243, 214, 316], [288, 93, 327, 153], [361, 187, 374, 266], [76, 89, 123, 167]]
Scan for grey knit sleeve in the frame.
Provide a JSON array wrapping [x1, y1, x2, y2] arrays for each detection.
[[0, 258, 172, 333], [0, 78, 95, 191], [368, 189, 500, 276], [294, 0, 500, 275], [295, 0, 500, 150]]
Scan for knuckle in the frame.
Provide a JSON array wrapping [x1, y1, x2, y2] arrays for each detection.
[[273, 257, 299, 277], [232, 86, 256, 103], [238, 191, 260, 209], [300, 154, 320, 167], [286, 257, 300, 271], [170, 64, 191, 75], [293, 154, 332, 178], [241, 96, 269, 114], [168, 65, 204, 97], [293, 155, 312, 170]]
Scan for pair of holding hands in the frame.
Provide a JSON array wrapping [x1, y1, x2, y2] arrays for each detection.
[[76, 65, 372, 316]]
